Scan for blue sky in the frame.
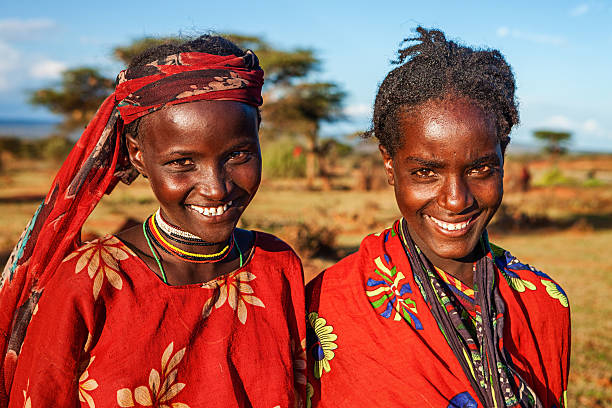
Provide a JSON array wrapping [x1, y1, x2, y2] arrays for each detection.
[[1, 0, 611, 151]]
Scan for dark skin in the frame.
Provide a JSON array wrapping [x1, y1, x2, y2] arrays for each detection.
[[380, 95, 504, 287], [117, 100, 262, 285]]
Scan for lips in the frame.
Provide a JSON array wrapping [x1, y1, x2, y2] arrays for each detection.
[[425, 214, 474, 232], [187, 201, 233, 217]]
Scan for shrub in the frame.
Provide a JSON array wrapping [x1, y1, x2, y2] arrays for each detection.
[[261, 138, 306, 178], [534, 167, 576, 187]]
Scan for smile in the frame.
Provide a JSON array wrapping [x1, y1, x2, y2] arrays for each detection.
[[188, 201, 233, 217], [426, 215, 472, 231]]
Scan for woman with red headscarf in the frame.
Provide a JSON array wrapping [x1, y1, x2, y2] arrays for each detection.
[[0, 35, 306, 407]]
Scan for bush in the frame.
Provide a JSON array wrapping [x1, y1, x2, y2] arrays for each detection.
[[535, 167, 576, 187], [261, 138, 306, 178], [39, 136, 74, 161]]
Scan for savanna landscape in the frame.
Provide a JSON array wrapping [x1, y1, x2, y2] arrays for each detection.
[[0, 141, 611, 407]]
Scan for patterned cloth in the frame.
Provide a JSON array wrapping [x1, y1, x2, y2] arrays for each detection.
[[0, 50, 264, 406], [306, 220, 570, 408], [9, 232, 306, 407]]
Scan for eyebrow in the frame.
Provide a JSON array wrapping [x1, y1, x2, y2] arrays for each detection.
[[405, 156, 445, 168], [469, 153, 501, 167], [405, 153, 501, 168]]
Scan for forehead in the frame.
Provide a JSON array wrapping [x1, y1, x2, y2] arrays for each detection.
[[138, 100, 258, 151], [396, 97, 499, 159]]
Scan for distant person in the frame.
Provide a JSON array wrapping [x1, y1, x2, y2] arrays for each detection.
[[306, 27, 569, 407], [520, 164, 532, 192], [0, 36, 306, 406]]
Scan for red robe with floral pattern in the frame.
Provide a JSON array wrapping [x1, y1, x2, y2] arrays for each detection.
[[9, 232, 306, 408], [306, 222, 570, 408]]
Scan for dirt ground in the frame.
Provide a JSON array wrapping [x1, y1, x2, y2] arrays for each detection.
[[0, 155, 611, 407]]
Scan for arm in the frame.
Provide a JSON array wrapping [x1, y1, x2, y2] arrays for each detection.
[[9, 262, 95, 408]]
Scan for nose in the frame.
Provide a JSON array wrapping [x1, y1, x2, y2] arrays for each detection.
[[438, 175, 475, 214], [196, 163, 229, 201]]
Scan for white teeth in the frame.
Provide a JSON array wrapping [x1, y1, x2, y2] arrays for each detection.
[[189, 201, 233, 217], [428, 215, 471, 231]]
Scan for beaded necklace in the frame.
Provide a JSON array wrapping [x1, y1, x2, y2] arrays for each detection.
[[142, 219, 244, 284], [155, 209, 220, 246], [143, 213, 233, 263]]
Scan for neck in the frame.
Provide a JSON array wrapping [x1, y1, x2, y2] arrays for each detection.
[[402, 221, 484, 288], [150, 228, 251, 285]]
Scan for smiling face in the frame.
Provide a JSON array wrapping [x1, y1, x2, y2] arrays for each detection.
[[380, 95, 504, 272], [127, 100, 261, 244]]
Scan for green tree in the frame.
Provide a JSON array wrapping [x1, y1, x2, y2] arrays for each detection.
[[533, 130, 572, 155], [29, 68, 114, 134]]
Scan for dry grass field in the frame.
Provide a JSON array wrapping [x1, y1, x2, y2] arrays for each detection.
[[0, 154, 611, 407]]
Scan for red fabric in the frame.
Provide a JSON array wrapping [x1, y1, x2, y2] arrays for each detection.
[[306, 222, 570, 408], [9, 232, 306, 408], [0, 50, 264, 406], [115, 51, 264, 124]]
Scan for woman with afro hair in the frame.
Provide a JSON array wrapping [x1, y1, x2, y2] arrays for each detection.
[[306, 27, 569, 408]]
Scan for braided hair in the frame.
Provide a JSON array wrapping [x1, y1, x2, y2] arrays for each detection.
[[370, 27, 518, 155]]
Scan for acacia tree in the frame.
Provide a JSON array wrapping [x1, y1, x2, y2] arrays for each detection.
[[29, 68, 114, 134], [533, 130, 572, 155]]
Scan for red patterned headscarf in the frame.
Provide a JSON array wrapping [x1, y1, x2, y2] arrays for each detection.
[[0, 50, 264, 402]]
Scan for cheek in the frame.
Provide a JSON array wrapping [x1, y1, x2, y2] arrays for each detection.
[[149, 174, 189, 203], [394, 180, 435, 214], [473, 177, 503, 209], [230, 160, 262, 192]]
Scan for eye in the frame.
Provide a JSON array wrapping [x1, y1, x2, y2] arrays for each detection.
[[167, 158, 194, 167], [468, 164, 494, 176], [412, 168, 436, 178], [227, 150, 251, 163]]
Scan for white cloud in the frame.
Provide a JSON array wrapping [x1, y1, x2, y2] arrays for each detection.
[[30, 59, 66, 79], [538, 115, 607, 137], [496, 27, 510, 38], [495, 27, 566, 46], [570, 4, 590, 16], [541, 115, 573, 130], [344, 103, 371, 118], [0, 18, 57, 40]]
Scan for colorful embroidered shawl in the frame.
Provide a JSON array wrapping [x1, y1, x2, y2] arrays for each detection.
[[10, 232, 306, 407], [306, 220, 570, 408]]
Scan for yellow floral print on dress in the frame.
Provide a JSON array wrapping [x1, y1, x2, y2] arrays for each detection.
[[541, 280, 569, 307], [78, 356, 98, 408], [63, 236, 133, 299], [117, 342, 190, 408], [201, 270, 265, 324], [22, 380, 31, 408], [307, 312, 338, 379]]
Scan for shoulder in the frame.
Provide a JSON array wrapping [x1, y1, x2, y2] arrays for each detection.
[[307, 224, 395, 309], [252, 230, 296, 253], [249, 230, 303, 278], [53, 235, 135, 299], [490, 242, 569, 310]]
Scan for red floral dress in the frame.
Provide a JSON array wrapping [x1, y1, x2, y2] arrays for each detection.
[[9, 232, 306, 408], [306, 222, 570, 407]]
